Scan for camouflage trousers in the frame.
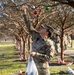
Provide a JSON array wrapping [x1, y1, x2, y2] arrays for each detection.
[[38, 68, 50, 75], [35, 61, 50, 75]]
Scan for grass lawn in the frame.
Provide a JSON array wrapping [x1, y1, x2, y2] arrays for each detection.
[[0, 41, 74, 75], [50, 58, 74, 74], [0, 42, 26, 75], [50, 40, 74, 74]]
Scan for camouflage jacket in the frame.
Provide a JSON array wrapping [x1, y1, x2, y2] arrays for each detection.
[[23, 14, 55, 68]]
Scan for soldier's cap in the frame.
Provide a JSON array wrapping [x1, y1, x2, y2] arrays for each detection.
[[54, 29, 61, 35], [41, 24, 53, 33]]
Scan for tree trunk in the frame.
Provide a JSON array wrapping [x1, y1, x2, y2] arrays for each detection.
[[22, 34, 28, 60], [19, 39, 23, 60], [22, 38, 27, 60], [14, 39, 17, 49], [61, 25, 64, 62], [15, 39, 19, 50]]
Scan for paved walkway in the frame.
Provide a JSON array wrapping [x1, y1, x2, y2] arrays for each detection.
[[64, 50, 74, 57]]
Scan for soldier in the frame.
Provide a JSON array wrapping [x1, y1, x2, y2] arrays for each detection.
[[64, 34, 68, 50], [55, 34, 61, 53], [22, 5, 55, 75]]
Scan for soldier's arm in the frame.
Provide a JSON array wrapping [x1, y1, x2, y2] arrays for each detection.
[[32, 51, 51, 62], [23, 14, 36, 33], [22, 5, 39, 37], [34, 41, 55, 61], [23, 14, 30, 32]]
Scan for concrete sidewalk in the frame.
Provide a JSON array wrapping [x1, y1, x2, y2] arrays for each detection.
[[64, 50, 74, 57]]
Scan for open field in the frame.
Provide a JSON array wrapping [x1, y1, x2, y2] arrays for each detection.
[[0, 41, 74, 75]]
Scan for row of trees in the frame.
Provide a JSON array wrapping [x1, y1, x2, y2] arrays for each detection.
[[0, 0, 74, 62]]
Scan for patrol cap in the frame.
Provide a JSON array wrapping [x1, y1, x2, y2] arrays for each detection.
[[41, 24, 54, 37], [54, 29, 61, 35], [41, 24, 53, 33]]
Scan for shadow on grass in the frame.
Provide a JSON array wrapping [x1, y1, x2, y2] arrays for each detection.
[[49, 62, 66, 66], [50, 73, 67, 75], [0, 55, 19, 61], [13, 60, 27, 63], [0, 64, 13, 69]]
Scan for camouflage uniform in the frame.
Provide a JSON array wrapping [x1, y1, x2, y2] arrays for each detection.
[[64, 34, 68, 50], [55, 35, 61, 53], [23, 14, 55, 75]]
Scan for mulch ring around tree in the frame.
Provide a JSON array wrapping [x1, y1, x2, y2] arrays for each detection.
[[49, 61, 73, 66]]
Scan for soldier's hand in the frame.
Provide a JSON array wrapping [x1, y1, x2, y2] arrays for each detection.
[[30, 52, 37, 57], [44, 55, 49, 59], [22, 5, 27, 14]]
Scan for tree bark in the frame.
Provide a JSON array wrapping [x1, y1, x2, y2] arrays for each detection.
[[19, 38, 23, 60], [15, 39, 19, 50], [22, 38, 27, 60], [61, 25, 64, 62], [22, 34, 28, 60]]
